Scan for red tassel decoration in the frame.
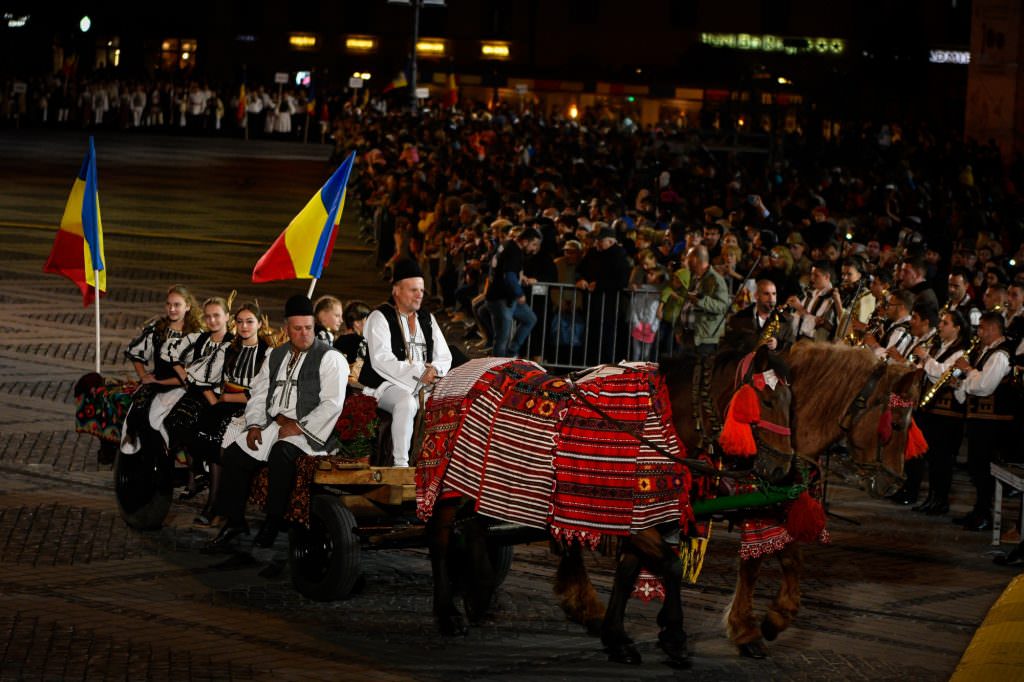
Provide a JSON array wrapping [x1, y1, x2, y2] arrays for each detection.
[[786, 492, 826, 543], [729, 384, 761, 424], [904, 417, 928, 460], [719, 385, 759, 456], [877, 407, 893, 444]]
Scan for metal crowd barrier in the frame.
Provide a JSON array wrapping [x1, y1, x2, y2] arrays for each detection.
[[518, 281, 678, 369]]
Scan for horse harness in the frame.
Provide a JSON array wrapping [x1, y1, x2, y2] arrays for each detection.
[[834, 360, 904, 483]]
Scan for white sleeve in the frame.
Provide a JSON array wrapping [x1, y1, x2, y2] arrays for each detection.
[[363, 310, 422, 392], [297, 351, 349, 448], [430, 314, 453, 376], [244, 357, 272, 429], [962, 351, 1011, 397], [923, 350, 963, 383]]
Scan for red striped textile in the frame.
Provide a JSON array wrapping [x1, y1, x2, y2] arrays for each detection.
[[416, 360, 692, 546]]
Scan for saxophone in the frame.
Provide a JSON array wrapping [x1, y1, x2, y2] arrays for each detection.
[[918, 335, 980, 408], [759, 305, 784, 346], [855, 287, 889, 346], [840, 286, 872, 345]]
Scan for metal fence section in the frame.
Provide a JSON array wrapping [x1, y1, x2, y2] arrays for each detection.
[[520, 282, 677, 369]]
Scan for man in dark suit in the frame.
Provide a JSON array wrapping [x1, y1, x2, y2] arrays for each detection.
[[727, 279, 795, 352]]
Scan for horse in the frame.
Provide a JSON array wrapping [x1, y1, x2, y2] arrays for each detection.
[[719, 340, 925, 658], [421, 344, 795, 666]]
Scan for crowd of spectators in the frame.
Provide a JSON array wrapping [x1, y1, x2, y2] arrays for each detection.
[[338, 100, 1024, 366]]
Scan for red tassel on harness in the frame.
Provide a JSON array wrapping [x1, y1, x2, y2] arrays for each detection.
[[877, 407, 893, 444], [904, 417, 928, 460], [786, 492, 826, 543], [718, 384, 759, 456]]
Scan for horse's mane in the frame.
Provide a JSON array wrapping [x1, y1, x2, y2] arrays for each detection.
[[787, 342, 914, 427]]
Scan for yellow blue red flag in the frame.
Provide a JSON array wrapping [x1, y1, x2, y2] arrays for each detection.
[[43, 136, 106, 306], [252, 150, 356, 283]]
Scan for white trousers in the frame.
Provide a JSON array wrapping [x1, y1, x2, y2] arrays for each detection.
[[375, 384, 418, 467]]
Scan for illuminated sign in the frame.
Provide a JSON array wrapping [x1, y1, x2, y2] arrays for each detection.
[[289, 34, 318, 49], [481, 42, 510, 59], [416, 39, 446, 56], [345, 36, 377, 52], [5, 13, 29, 28], [700, 33, 845, 55], [929, 50, 970, 65]]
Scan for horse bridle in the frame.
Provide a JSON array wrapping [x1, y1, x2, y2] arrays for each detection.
[[835, 361, 905, 484]]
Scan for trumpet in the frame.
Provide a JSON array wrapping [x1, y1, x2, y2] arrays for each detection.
[[919, 335, 980, 408]]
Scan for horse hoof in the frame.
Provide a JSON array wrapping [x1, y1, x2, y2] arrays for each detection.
[[606, 643, 642, 665], [738, 639, 769, 659], [761, 617, 779, 642], [658, 636, 691, 667], [437, 613, 468, 637]]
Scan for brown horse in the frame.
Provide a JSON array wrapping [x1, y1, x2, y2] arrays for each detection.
[[721, 341, 924, 658], [424, 345, 795, 666]]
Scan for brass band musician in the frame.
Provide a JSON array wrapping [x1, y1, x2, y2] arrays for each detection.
[[951, 311, 1016, 532], [888, 304, 939, 506], [726, 279, 795, 352], [863, 289, 915, 360], [908, 310, 970, 516], [833, 256, 876, 343], [787, 263, 836, 342]]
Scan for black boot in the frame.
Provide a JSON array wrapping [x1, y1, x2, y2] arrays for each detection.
[[912, 494, 934, 512], [252, 517, 282, 549], [202, 522, 249, 554]]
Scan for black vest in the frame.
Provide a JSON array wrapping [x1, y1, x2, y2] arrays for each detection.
[[967, 340, 1015, 421], [920, 338, 966, 418], [359, 304, 435, 389], [262, 340, 338, 449]]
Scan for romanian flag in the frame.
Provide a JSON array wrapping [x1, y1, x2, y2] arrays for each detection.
[[43, 137, 106, 306], [382, 69, 408, 93], [252, 151, 356, 283]]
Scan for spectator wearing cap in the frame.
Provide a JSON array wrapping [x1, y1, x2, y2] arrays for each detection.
[[786, 231, 813, 283], [205, 293, 349, 553]]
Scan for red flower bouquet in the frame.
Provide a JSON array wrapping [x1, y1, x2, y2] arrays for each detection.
[[334, 394, 380, 460]]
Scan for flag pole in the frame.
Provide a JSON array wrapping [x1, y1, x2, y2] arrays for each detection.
[[307, 278, 318, 299], [93, 273, 102, 374]]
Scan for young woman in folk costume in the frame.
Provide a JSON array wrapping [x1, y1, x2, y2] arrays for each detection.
[[160, 295, 236, 500], [170, 302, 272, 526], [313, 295, 344, 345], [121, 284, 202, 455], [333, 300, 371, 389]]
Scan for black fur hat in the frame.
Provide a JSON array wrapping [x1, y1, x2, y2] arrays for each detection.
[[392, 258, 424, 283], [284, 293, 314, 318]]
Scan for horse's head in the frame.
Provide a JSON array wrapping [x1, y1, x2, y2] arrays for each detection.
[[845, 363, 924, 495], [719, 345, 794, 482]]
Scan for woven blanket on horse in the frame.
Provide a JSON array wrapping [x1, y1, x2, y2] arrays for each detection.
[[416, 360, 691, 546], [416, 357, 539, 518], [417, 358, 557, 526], [552, 363, 691, 546]]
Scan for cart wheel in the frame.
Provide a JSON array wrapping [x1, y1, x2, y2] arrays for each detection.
[[290, 495, 361, 601], [114, 447, 173, 530], [489, 542, 514, 587]]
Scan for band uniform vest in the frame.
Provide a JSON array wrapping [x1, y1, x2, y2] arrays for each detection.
[[966, 340, 1015, 421], [920, 338, 966, 418]]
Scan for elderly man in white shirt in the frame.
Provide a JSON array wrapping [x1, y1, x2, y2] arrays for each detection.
[[205, 294, 348, 552], [360, 259, 452, 467]]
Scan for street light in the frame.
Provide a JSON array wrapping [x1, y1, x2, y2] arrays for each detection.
[[388, 0, 446, 114], [79, 15, 91, 32]]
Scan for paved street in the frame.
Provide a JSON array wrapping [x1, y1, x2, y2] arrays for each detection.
[[0, 129, 1019, 681]]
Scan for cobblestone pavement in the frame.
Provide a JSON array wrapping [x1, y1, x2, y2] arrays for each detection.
[[0, 130, 1019, 681]]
